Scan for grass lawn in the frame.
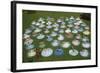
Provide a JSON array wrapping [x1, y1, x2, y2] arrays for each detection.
[[22, 10, 91, 63]]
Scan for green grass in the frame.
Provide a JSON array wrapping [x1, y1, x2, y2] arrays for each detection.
[[22, 10, 91, 63]]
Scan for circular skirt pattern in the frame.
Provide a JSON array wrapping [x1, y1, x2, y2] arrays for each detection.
[[69, 49, 78, 56], [41, 48, 53, 57], [80, 49, 89, 57], [54, 48, 64, 56]]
